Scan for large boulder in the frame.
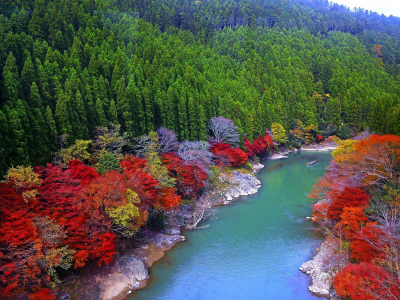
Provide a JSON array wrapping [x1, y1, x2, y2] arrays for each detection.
[[99, 255, 149, 300], [119, 254, 149, 283]]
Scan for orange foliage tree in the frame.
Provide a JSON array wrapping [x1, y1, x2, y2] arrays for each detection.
[[334, 263, 400, 300], [327, 187, 370, 221]]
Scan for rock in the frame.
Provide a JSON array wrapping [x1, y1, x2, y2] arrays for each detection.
[[154, 233, 185, 248], [251, 162, 265, 172], [164, 225, 181, 235], [99, 255, 149, 300], [225, 192, 233, 201], [220, 171, 261, 202], [119, 255, 149, 283], [99, 273, 132, 300], [268, 153, 288, 160], [300, 237, 347, 298]]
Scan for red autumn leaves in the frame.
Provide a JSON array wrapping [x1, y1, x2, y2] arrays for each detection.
[[309, 135, 400, 300], [244, 134, 273, 158]]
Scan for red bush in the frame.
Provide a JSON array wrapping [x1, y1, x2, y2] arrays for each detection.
[[161, 153, 207, 198], [210, 142, 248, 167], [327, 187, 370, 221], [244, 134, 273, 157], [334, 263, 400, 300]]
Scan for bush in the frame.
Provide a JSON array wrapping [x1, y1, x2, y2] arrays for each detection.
[[146, 208, 166, 231], [339, 125, 352, 140]]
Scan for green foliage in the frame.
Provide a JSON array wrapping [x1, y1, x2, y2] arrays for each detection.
[[338, 126, 353, 140], [97, 152, 121, 174], [0, 0, 400, 179]]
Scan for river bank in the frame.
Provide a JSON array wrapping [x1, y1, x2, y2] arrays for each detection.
[[267, 142, 341, 299], [55, 144, 336, 300], [54, 163, 264, 300], [296, 142, 342, 299]]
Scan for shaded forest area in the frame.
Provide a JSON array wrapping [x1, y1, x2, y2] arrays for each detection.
[[0, 0, 400, 177]]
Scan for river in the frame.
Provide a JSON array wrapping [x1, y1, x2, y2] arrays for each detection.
[[131, 151, 331, 300]]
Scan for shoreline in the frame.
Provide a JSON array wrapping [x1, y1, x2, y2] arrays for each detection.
[[57, 143, 337, 300], [95, 163, 264, 300], [297, 143, 340, 299]]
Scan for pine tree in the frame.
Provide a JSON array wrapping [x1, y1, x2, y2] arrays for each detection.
[[55, 91, 72, 138], [178, 96, 189, 140], [0, 110, 9, 177], [2, 52, 20, 105], [197, 104, 207, 141], [21, 55, 36, 99], [108, 100, 119, 125], [75, 90, 89, 139], [96, 98, 107, 127], [187, 96, 197, 141], [84, 84, 96, 131], [7, 107, 29, 166], [116, 76, 133, 133], [45, 105, 58, 152], [142, 85, 155, 133], [111, 50, 125, 96]]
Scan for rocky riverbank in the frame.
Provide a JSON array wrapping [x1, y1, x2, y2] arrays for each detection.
[[97, 228, 186, 300], [297, 142, 341, 299], [299, 237, 347, 298], [94, 164, 264, 300]]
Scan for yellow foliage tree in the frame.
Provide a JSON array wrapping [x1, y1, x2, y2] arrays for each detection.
[[271, 123, 288, 145], [57, 140, 92, 163], [6, 166, 43, 201], [143, 132, 175, 189], [332, 140, 359, 164], [106, 189, 142, 236]]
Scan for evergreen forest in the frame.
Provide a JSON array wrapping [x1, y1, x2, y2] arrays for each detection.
[[1, 0, 400, 177]]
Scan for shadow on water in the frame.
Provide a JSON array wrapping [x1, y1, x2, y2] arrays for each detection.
[[131, 151, 332, 300]]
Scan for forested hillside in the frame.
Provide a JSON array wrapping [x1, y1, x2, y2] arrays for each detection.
[[0, 0, 399, 176]]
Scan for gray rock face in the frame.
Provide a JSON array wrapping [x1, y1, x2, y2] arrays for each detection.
[[155, 232, 185, 247], [223, 171, 261, 202], [99, 255, 149, 300], [119, 254, 149, 283], [300, 238, 347, 298]]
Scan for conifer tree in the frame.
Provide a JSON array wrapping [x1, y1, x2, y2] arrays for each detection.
[[2, 52, 20, 105], [142, 85, 155, 133], [7, 108, 29, 166], [187, 96, 197, 141], [96, 98, 107, 127], [197, 104, 207, 141], [116, 76, 133, 133], [55, 90, 72, 138], [0, 110, 9, 176], [45, 105, 58, 152], [108, 100, 119, 125], [75, 90, 89, 139], [21, 55, 36, 99]]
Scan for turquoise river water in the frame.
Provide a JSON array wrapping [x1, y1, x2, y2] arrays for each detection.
[[131, 151, 332, 300]]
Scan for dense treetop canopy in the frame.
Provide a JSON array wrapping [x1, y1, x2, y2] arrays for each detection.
[[0, 0, 399, 177]]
